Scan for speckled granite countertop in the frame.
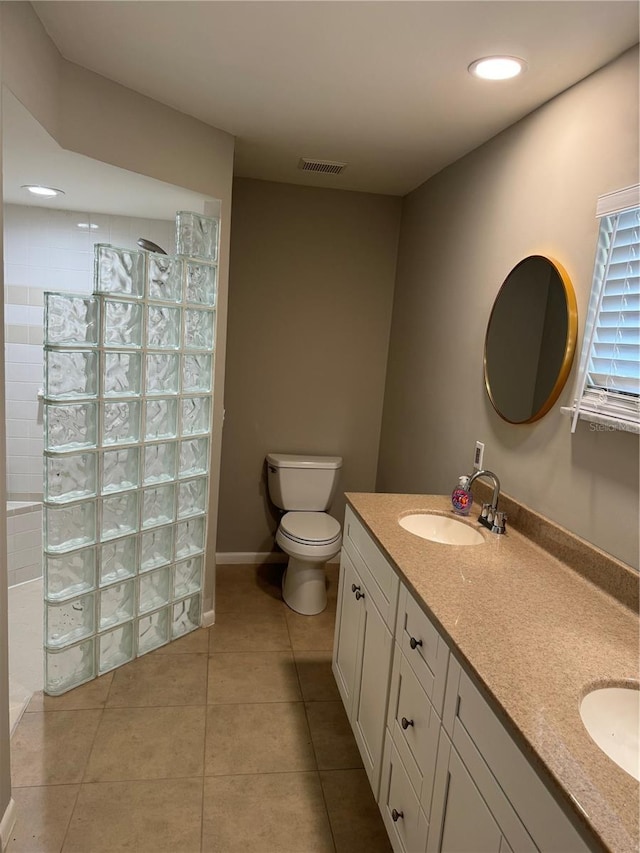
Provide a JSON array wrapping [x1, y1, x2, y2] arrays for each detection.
[[345, 492, 639, 853]]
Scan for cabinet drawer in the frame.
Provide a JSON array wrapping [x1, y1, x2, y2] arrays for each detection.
[[387, 643, 440, 817], [344, 505, 399, 627], [396, 584, 449, 716], [380, 737, 429, 853], [444, 658, 590, 853]]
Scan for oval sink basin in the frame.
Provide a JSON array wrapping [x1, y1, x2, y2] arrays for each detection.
[[399, 513, 484, 546], [580, 687, 640, 781]]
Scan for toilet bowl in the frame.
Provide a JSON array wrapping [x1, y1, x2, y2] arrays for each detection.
[[266, 453, 343, 616]]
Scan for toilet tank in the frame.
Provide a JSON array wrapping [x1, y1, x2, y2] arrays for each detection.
[[266, 453, 343, 511]]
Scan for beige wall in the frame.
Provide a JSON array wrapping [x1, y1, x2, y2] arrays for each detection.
[[378, 47, 640, 568], [217, 178, 401, 553]]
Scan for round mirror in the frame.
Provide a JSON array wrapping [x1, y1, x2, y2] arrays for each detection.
[[484, 255, 578, 424]]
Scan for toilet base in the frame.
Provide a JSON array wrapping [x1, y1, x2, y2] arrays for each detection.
[[282, 557, 328, 616]]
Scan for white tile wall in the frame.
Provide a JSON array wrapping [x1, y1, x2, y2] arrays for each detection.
[[3, 204, 174, 499], [7, 504, 43, 586]]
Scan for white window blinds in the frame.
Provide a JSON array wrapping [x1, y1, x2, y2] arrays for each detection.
[[569, 185, 640, 433]]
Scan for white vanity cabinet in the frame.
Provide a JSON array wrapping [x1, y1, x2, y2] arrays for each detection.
[[332, 506, 399, 797], [333, 506, 595, 853]]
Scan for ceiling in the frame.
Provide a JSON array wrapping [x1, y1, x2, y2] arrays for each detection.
[[32, 1, 639, 197]]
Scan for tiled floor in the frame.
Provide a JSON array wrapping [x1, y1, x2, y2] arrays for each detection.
[[7, 563, 392, 853]]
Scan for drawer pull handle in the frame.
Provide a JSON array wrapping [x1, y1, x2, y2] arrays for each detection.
[[401, 716, 414, 730], [409, 636, 422, 650], [351, 584, 359, 593], [355, 590, 365, 600], [391, 809, 404, 822]]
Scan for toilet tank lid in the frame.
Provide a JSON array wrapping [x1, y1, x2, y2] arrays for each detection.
[[267, 453, 342, 470]]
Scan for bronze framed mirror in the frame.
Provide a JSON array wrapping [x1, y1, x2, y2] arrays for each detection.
[[484, 255, 578, 424]]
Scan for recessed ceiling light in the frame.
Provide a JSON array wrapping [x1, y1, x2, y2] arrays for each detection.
[[77, 222, 99, 230], [21, 184, 65, 198], [468, 56, 527, 80]]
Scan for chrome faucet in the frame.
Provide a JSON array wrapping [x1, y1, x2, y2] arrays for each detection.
[[466, 469, 507, 534]]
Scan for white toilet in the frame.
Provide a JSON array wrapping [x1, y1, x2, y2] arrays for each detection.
[[266, 453, 343, 615]]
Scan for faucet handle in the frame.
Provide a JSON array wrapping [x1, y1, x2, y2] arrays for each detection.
[[493, 511, 507, 533], [481, 503, 491, 519]]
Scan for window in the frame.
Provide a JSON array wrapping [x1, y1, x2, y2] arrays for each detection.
[[568, 185, 640, 434]]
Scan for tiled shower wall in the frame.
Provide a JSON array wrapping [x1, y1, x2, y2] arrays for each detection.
[[4, 204, 175, 500]]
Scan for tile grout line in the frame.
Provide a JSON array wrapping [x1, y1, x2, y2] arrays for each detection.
[[200, 627, 210, 853]]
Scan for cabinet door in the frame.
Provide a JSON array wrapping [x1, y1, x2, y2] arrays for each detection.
[[352, 582, 394, 796], [332, 550, 363, 716], [428, 733, 503, 853]]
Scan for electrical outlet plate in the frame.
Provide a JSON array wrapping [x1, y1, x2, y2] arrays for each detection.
[[474, 441, 484, 470]]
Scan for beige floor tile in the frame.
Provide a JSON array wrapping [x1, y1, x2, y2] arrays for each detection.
[[207, 651, 301, 704], [209, 608, 291, 653], [284, 605, 337, 651], [202, 772, 334, 853], [106, 652, 207, 707], [62, 778, 203, 853], [320, 769, 392, 853], [150, 627, 210, 655], [306, 701, 363, 770], [215, 563, 285, 614], [205, 702, 315, 775], [6, 784, 79, 853], [84, 706, 205, 782], [26, 674, 114, 713], [11, 711, 102, 787], [294, 650, 341, 702]]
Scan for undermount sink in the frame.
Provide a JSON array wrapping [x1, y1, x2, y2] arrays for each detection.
[[399, 513, 484, 546], [580, 686, 640, 781]]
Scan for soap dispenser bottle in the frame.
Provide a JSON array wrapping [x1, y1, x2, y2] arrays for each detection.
[[451, 475, 473, 516]]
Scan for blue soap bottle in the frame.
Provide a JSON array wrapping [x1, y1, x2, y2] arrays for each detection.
[[451, 475, 473, 516]]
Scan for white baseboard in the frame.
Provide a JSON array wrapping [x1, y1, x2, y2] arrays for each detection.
[[0, 797, 16, 852], [216, 550, 341, 566], [201, 608, 216, 627]]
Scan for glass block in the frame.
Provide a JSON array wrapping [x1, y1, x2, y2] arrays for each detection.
[[179, 437, 209, 478], [45, 548, 96, 602], [102, 446, 140, 494], [146, 353, 179, 395], [103, 351, 142, 398], [102, 400, 141, 446], [144, 442, 177, 485], [45, 293, 99, 346], [45, 638, 95, 695], [44, 501, 96, 553], [177, 212, 218, 261], [175, 516, 205, 559], [173, 555, 203, 600], [184, 309, 215, 351], [181, 396, 211, 436], [95, 244, 144, 298], [140, 525, 174, 573], [182, 354, 212, 393], [146, 305, 181, 350], [177, 477, 208, 519], [100, 536, 138, 586], [142, 484, 175, 529], [171, 593, 201, 639], [186, 261, 217, 306], [145, 398, 178, 441], [45, 402, 98, 451], [101, 492, 139, 541], [138, 566, 170, 615], [147, 252, 183, 303], [44, 452, 97, 503], [44, 349, 98, 400], [102, 298, 143, 348], [46, 593, 95, 648], [137, 607, 170, 656], [98, 622, 134, 674], [99, 580, 135, 630]]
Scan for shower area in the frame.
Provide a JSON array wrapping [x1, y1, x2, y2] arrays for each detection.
[[4, 196, 219, 728]]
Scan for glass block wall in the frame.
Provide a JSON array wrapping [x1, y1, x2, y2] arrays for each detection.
[[42, 211, 218, 695]]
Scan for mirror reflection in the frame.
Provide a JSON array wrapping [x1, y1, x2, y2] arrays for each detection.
[[484, 255, 577, 424]]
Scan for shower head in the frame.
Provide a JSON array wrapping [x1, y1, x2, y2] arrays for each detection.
[[137, 238, 167, 255]]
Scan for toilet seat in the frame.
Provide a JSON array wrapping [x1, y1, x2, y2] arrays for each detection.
[[279, 511, 341, 546]]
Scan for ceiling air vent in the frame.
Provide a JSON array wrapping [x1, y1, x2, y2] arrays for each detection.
[[298, 158, 347, 175]]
